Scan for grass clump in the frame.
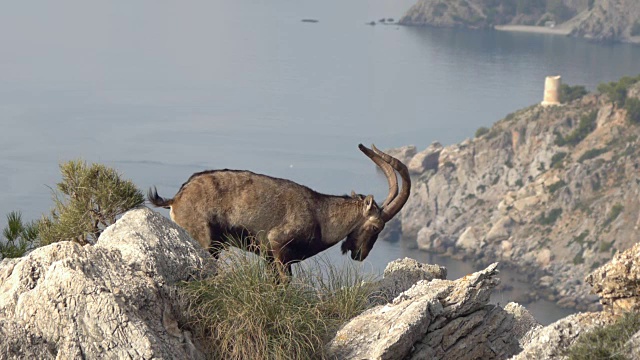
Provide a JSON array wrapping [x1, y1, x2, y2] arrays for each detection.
[[0, 211, 39, 259], [39, 160, 144, 245], [566, 311, 640, 360], [180, 246, 375, 360]]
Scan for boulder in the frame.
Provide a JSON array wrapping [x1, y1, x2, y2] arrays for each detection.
[[0, 208, 212, 359], [327, 263, 527, 359], [485, 216, 515, 243], [408, 142, 443, 174], [455, 226, 483, 253], [385, 145, 418, 166], [371, 258, 446, 304], [511, 312, 615, 360], [586, 242, 640, 314]]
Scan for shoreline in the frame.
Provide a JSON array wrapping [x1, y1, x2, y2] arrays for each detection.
[[494, 24, 572, 36]]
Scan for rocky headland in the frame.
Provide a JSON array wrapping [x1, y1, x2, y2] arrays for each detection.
[[398, 0, 640, 44], [3, 208, 640, 358], [385, 80, 640, 312]]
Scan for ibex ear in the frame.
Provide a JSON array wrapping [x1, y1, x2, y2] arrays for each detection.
[[351, 190, 357, 198], [363, 195, 376, 215]]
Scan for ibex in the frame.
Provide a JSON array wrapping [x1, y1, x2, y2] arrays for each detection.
[[148, 144, 410, 277]]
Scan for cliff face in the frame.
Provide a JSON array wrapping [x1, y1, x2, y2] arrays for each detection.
[[392, 82, 640, 310], [399, 0, 640, 44]]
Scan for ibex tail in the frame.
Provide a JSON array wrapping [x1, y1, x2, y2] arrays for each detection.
[[147, 186, 174, 209]]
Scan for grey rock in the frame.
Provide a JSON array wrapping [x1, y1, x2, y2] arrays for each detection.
[[0, 208, 211, 359], [385, 145, 418, 167], [510, 311, 615, 360], [408, 142, 443, 174], [586, 242, 640, 314], [371, 258, 447, 304], [327, 263, 526, 360]]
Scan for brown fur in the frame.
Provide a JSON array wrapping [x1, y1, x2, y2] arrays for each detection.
[[148, 144, 410, 277]]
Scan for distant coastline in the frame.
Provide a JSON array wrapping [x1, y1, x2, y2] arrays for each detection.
[[494, 25, 572, 37]]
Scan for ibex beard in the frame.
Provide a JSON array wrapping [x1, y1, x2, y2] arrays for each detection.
[[148, 144, 410, 279]]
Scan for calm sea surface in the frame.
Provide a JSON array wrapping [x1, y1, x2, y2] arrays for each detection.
[[2, 1, 640, 324]]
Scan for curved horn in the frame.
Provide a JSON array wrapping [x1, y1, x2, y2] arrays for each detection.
[[358, 144, 398, 208], [371, 144, 411, 222]]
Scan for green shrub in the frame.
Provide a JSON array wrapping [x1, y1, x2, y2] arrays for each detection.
[[559, 84, 588, 103], [475, 126, 490, 138], [515, 179, 524, 187], [578, 148, 608, 163], [1, 211, 39, 259], [625, 98, 640, 124], [562, 111, 598, 146], [180, 247, 374, 360], [572, 251, 584, 265], [603, 204, 624, 227], [566, 311, 640, 359], [597, 75, 640, 107], [39, 160, 144, 245], [547, 180, 567, 194], [550, 152, 568, 169], [538, 208, 563, 226], [572, 230, 589, 245], [600, 240, 615, 253]]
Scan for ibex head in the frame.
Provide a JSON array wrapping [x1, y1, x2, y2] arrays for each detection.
[[341, 144, 411, 261]]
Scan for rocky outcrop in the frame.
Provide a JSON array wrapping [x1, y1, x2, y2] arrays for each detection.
[[511, 311, 615, 360], [399, 0, 640, 44], [0, 208, 212, 359], [371, 257, 447, 304], [328, 263, 534, 359], [4, 206, 640, 359], [389, 83, 640, 311], [408, 142, 443, 174], [586, 242, 640, 315]]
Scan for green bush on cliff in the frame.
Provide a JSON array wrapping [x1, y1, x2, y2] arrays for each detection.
[[625, 98, 640, 124], [598, 75, 640, 107], [180, 246, 374, 360], [0, 211, 39, 259], [578, 147, 608, 163], [39, 160, 145, 245], [537, 208, 562, 226], [550, 152, 568, 169], [556, 111, 598, 147], [475, 126, 490, 138], [603, 204, 624, 227], [559, 84, 588, 103], [566, 311, 640, 360]]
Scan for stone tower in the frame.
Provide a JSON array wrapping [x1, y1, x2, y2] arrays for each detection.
[[541, 75, 562, 106]]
